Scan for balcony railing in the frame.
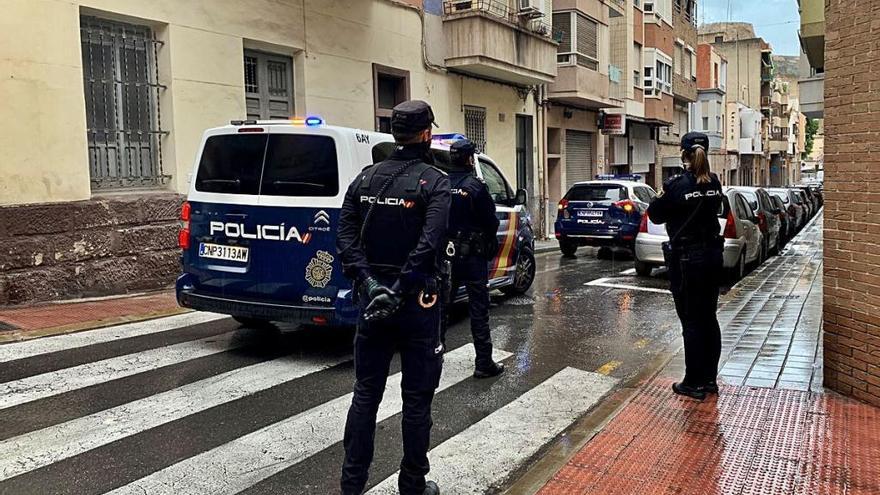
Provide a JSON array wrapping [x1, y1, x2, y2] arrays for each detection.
[[444, 0, 553, 38]]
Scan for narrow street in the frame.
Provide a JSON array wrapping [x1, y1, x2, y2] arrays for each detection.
[[0, 242, 684, 495], [0, 216, 830, 495]]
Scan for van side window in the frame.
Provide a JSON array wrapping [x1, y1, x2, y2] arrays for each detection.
[[261, 135, 339, 197], [195, 134, 267, 195], [479, 160, 512, 204]]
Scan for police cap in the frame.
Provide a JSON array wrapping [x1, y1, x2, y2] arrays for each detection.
[[681, 132, 710, 151], [449, 139, 477, 163], [391, 100, 438, 134]]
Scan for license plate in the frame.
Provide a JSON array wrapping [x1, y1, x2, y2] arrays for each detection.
[[198, 243, 249, 263], [577, 209, 604, 218]]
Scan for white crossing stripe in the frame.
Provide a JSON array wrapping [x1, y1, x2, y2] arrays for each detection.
[[368, 367, 618, 494], [0, 354, 347, 481], [0, 312, 228, 363], [107, 344, 513, 495], [585, 277, 672, 294], [0, 332, 238, 410]]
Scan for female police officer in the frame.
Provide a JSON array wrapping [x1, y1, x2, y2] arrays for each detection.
[[647, 132, 724, 401]]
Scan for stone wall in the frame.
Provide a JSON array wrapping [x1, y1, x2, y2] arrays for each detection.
[[0, 195, 183, 306], [822, 0, 880, 407]]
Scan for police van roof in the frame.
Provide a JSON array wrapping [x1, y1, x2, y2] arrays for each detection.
[[570, 180, 642, 187]]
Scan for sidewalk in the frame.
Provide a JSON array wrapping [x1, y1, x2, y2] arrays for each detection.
[[529, 213, 880, 495], [0, 290, 182, 343]]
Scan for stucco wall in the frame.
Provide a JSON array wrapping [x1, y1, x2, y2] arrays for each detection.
[[1, 0, 537, 206]]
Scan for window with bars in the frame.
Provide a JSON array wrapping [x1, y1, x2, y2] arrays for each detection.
[[80, 15, 167, 190], [244, 50, 294, 121], [464, 106, 487, 153], [553, 11, 599, 70]]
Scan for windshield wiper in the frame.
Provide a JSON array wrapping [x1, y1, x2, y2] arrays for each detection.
[[271, 180, 325, 188]]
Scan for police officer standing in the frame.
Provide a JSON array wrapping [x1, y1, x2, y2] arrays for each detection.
[[647, 132, 724, 401], [442, 139, 504, 378], [337, 100, 449, 495]]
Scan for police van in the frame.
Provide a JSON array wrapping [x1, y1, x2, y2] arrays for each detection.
[[176, 119, 536, 327]]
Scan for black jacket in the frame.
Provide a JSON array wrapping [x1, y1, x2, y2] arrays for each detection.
[[337, 144, 451, 293], [448, 170, 499, 245], [647, 171, 723, 245]]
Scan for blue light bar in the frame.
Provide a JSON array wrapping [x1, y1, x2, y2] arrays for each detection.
[[432, 133, 467, 141], [305, 116, 324, 127]]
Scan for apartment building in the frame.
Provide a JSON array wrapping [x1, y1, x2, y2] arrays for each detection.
[[798, 0, 824, 119], [544, 0, 621, 234], [0, 0, 557, 304], [691, 43, 738, 185], [699, 22, 773, 186], [653, 0, 697, 185]]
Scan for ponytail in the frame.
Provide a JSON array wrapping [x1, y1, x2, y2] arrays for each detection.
[[683, 146, 711, 184]]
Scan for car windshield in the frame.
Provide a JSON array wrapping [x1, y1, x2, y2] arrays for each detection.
[[566, 185, 626, 202], [739, 190, 759, 210]]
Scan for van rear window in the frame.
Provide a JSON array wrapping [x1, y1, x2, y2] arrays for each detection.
[[195, 134, 339, 197]]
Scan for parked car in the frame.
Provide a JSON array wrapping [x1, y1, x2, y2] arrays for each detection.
[[768, 188, 805, 233], [730, 186, 782, 256], [769, 195, 791, 245], [633, 189, 764, 280], [797, 186, 821, 214], [176, 123, 535, 328], [792, 189, 813, 223], [555, 178, 657, 257]]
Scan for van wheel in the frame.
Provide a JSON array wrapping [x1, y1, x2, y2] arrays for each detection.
[[233, 316, 273, 329], [559, 241, 577, 257], [501, 251, 536, 295], [634, 260, 653, 277]]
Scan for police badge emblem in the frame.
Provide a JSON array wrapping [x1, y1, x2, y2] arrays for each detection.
[[305, 250, 334, 288]]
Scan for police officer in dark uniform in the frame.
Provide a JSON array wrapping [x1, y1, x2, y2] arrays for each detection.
[[647, 132, 724, 401], [442, 139, 504, 378], [337, 100, 449, 495]]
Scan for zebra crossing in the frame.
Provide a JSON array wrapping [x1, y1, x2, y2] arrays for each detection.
[[0, 311, 619, 495]]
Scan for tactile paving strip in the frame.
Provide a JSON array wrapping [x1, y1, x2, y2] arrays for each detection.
[[538, 379, 880, 495]]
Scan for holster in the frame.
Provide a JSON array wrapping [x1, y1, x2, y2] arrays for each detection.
[[451, 232, 487, 259]]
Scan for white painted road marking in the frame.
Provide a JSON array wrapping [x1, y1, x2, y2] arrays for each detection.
[[0, 354, 346, 480], [585, 277, 672, 294], [107, 344, 513, 495], [0, 312, 228, 363], [0, 332, 238, 410], [619, 268, 637, 275], [367, 367, 618, 494]]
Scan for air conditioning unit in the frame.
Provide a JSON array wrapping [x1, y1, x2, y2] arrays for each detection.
[[517, 0, 545, 19]]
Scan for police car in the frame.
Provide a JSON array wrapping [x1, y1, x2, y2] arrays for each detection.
[[175, 121, 535, 327], [554, 176, 657, 256]]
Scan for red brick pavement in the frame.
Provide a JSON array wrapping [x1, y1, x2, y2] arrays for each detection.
[[0, 291, 182, 341], [537, 378, 880, 495]]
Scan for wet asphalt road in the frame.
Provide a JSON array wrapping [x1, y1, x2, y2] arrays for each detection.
[[0, 249, 684, 495]]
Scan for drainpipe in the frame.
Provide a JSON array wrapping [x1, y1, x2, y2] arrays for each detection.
[[535, 84, 549, 240]]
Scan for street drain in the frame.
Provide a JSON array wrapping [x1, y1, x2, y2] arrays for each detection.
[[0, 320, 19, 331]]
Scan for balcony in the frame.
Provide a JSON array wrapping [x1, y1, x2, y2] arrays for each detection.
[[548, 63, 621, 109], [442, 0, 558, 85], [799, 0, 825, 69], [799, 73, 824, 119]]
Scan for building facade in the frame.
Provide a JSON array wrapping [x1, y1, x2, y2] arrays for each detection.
[[0, 0, 557, 304], [691, 43, 737, 185]]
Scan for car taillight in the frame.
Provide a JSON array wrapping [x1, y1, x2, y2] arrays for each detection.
[[615, 199, 636, 214], [178, 201, 191, 249], [558, 199, 570, 219], [639, 212, 649, 233], [758, 212, 767, 232], [723, 210, 737, 239]]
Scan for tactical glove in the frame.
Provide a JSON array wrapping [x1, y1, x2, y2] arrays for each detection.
[[363, 287, 403, 322]]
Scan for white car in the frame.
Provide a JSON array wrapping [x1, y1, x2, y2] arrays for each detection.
[[634, 188, 765, 280]]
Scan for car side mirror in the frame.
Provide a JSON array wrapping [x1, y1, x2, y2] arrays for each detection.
[[514, 188, 527, 206]]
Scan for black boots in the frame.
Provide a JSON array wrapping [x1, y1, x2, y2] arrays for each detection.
[[701, 381, 719, 394], [423, 480, 440, 495], [473, 362, 505, 379], [672, 382, 707, 400]]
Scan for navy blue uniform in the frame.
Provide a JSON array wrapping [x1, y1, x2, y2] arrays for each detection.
[[337, 143, 450, 495], [648, 171, 724, 388], [444, 170, 500, 369]]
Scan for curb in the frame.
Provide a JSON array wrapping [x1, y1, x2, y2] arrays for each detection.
[[534, 243, 558, 255], [0, 307, 190, 344]]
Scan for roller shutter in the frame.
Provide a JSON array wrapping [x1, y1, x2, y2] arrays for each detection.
[[565, 130, 594, 189]]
